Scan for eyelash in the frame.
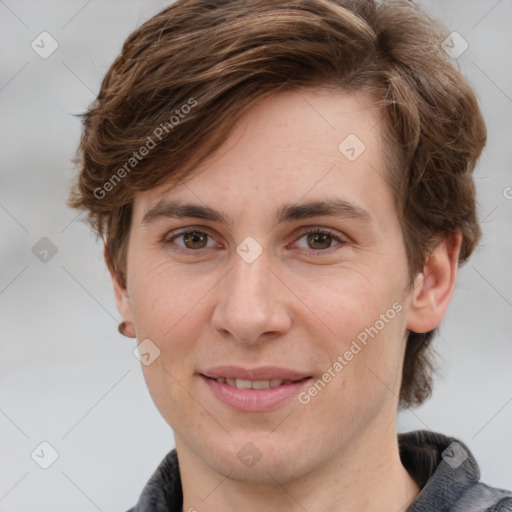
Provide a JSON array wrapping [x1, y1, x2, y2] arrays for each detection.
[[293, 227, 347, 254], [163, 226, 347, 256]]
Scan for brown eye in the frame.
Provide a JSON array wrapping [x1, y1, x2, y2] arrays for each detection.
[[164, 228, 218, 255], [293, 228, 346, 253], [306, 232, 333, 250], [182, 231, 209, 249]]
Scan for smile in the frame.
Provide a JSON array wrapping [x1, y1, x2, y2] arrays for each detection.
[[199, 366, 312, 412], [211, 377, 298, 389]]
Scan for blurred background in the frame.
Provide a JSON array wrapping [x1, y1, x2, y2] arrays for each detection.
[[0, 1, 511, 510]]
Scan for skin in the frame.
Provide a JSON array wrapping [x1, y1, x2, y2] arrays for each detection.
[[113, 87, 461, 512]]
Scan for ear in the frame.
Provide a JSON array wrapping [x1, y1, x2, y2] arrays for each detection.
[[406, 231, 462, 334], [104, 245, 135, 336]]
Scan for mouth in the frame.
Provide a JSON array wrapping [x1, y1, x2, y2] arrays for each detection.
[[199, 366, 312, 412], [204, 376, 308, 389]]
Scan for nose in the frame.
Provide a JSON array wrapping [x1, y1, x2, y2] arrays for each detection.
[[211, 252, 292, 345]]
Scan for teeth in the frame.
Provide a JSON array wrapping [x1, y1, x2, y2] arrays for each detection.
[[216, 378, 287, 389], [236, 379, 252, 389], [251, 380, 270, 389]]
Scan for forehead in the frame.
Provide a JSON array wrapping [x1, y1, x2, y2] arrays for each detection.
[[133, 87, 391, 222]]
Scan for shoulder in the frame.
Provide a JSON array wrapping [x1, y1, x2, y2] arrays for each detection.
[[452, 483, 512, 512], [399, 430, 512, 512], [126, 449, 182, 512]]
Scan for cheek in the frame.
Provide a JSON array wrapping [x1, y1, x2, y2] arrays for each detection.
[[303, 264, 404, 341], [300, 267, 408, 397], [128, 261, 212, 422], [300, 311, 407, 434], [128, 253, 212, 338]]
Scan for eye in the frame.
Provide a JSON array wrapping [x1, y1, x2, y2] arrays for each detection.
[[165, 228, 218, 252], [293, 228, 346, 252]]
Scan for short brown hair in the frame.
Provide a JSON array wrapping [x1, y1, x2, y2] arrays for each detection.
[[68, 0, 486, 408]]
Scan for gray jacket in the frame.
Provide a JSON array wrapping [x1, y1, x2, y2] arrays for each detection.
[[127, 430, 512, 511]]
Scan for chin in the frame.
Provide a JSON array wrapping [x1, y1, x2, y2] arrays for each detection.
[[194, 434, 317, 485]]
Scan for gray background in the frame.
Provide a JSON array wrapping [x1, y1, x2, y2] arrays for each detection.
[[0, 1, 511, 510]]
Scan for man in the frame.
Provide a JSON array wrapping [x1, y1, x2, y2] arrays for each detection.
[[69, 0, 512, 510]]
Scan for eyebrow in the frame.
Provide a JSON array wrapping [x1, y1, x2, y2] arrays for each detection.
[[141, 198, 372, 226]]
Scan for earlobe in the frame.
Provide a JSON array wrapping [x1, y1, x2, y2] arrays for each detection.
[[118, 320, 136, 338], [406, 231, 462, 334]]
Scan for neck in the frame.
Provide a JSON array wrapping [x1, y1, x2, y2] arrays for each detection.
[[177, 423, 420, 512]]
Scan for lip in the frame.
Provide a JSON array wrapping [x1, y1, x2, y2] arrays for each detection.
[[199, 366, 312, 412], [201, 365, 311, 381]]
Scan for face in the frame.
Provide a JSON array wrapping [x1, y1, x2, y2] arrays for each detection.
[[119, 88, 417, 483]]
